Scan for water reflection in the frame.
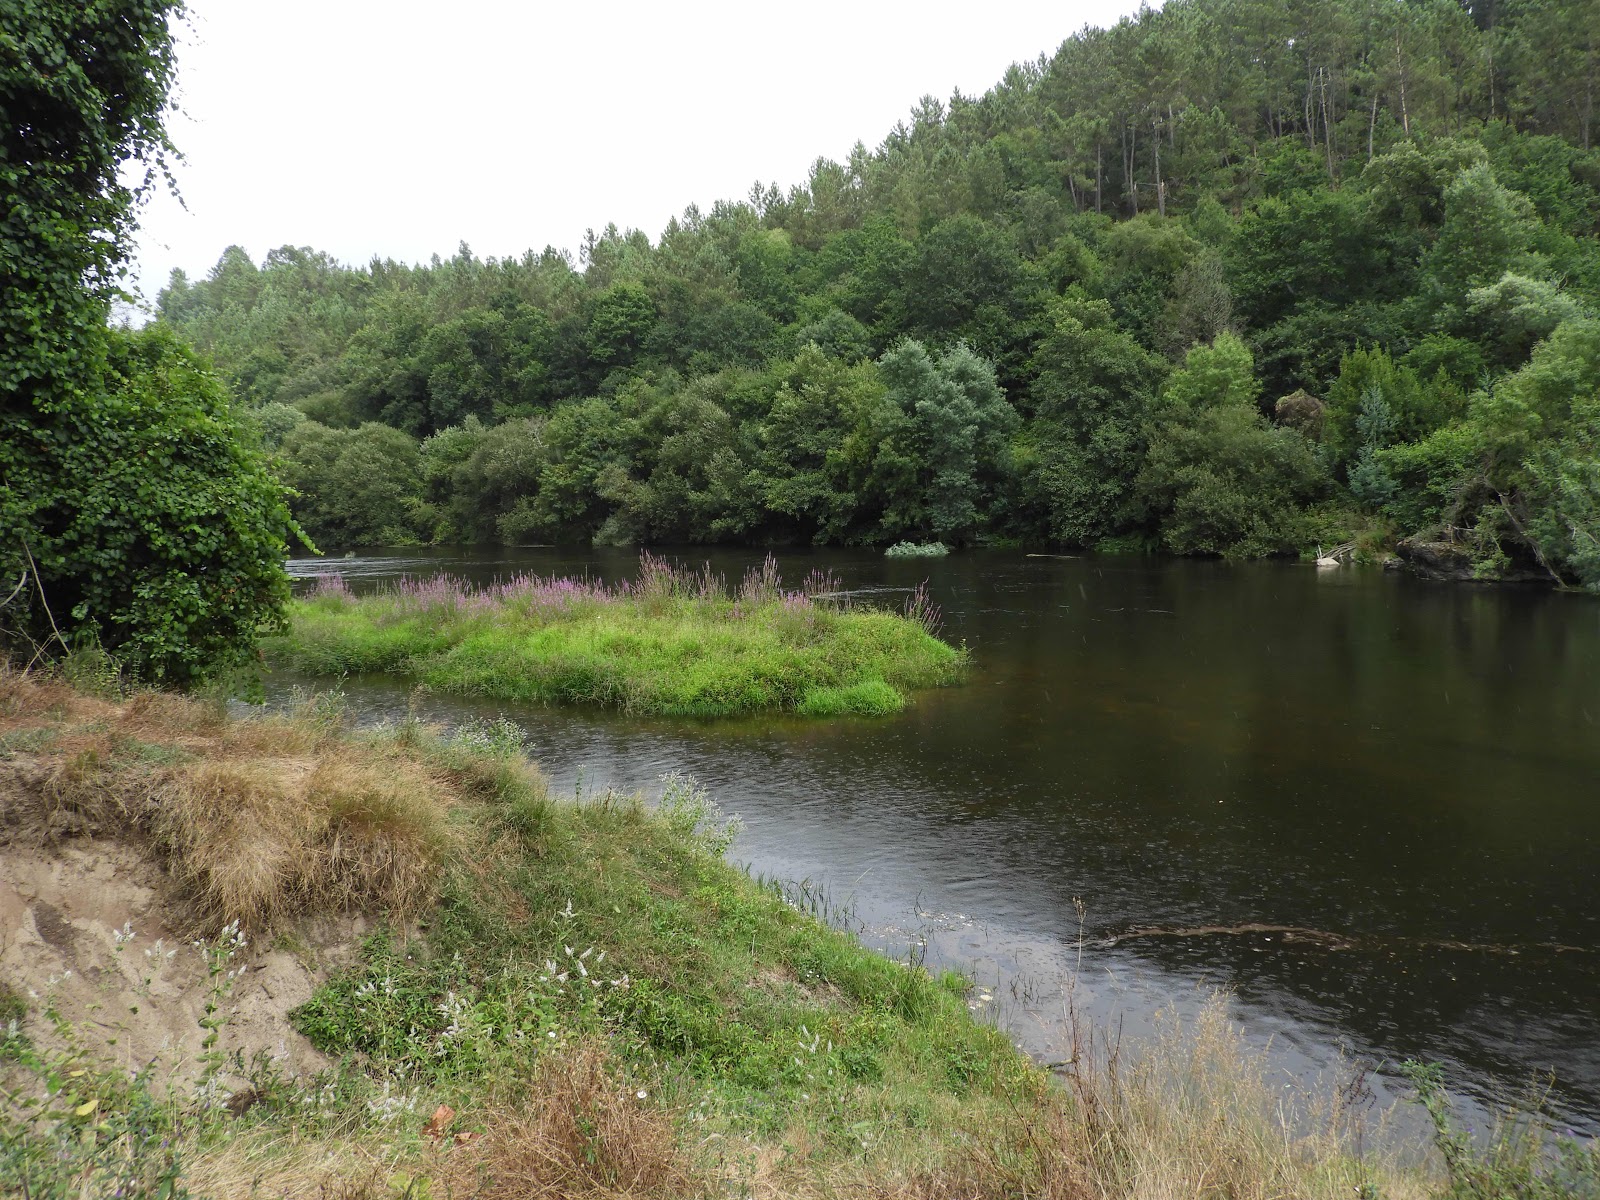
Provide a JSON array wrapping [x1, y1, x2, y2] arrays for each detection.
[[279, 547, 1600, 1131]]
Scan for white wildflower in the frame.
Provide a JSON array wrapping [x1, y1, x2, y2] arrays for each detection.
[[365, 1079, 420, 1124]]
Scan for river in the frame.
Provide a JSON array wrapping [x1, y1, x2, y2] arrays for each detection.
[[277, 546, 1600, 1136]]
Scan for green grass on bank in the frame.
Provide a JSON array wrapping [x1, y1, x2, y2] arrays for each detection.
[[286, 750, 1052, 1195], [0, 676, 1046, 1196], [270, 554, 964, 718]]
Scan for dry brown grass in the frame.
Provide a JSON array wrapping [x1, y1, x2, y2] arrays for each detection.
[[308, 754, 455, 910], [442, 1042, 708, 1200], [176, 1129, 413, 1200], [777, 995, 1423, 1200], [0, 667, 459, 933], [0, 667, 79, 718], [846, 1128, 1086, 1200], [122, 686, 230, 737], [173, 1045, 703, 1200], [1050, 995, 1423, 1200], [153, 759, 321, 928]]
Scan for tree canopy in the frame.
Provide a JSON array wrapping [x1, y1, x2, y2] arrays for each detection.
[[153, 0, 1600, 586]]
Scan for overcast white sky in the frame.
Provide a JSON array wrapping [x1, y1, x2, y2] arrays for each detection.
[[127, 0, 1147, 306]]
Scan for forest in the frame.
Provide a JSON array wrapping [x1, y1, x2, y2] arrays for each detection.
[[157, 0, 1600, 586]]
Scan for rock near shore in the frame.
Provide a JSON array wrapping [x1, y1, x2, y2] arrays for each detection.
[[1387, 537, 1554, 585]]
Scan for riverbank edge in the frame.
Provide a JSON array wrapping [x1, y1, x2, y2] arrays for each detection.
[[0, 669, 1478, 1198], [290, 535, 1590, 597]]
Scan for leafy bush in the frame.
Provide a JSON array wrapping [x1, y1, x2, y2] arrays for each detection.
[[885, 541, 950, 558], [2, 1, 300, 686], [4, 327, 302, 685], [1137, 405, 1330, 557], [1402, 1060, 1600, 1199]]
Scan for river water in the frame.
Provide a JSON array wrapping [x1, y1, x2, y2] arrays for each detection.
[[279, 546, 1600, 1134]]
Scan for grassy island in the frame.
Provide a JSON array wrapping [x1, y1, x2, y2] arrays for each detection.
[[272, 554, 964, 718]]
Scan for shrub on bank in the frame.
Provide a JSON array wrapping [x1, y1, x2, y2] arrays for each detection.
[[3, 327, 301, 687]]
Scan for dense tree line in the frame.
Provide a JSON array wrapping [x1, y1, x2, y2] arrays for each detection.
[[159, 0, 1600, 586]]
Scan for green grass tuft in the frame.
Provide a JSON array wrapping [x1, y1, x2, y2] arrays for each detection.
[[884, 540, 950, 558], [797, 678, 905, 716], [0, 980, 25, 1027]]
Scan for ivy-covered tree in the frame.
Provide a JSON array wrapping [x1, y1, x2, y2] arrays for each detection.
[[757, 346, 888, 543], [276, 423, 426, 548], [1016, 295, 1167, 545], [1138, 337, 1330, 557], [2, 1, 301, 684], [1471, 318, 1600, 586]]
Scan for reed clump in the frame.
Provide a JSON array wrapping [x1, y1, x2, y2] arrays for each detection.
[[273, 552, 963, 717]]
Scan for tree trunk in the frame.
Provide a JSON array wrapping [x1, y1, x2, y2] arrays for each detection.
[[1320, 67, 1337, 177], [1305, 67, 1317, 147], [1396, 32, 1411, 136], [1583, 45, 1595, 150], [1153, 119, 1165, 217], [1126, 123, 1139, 216]]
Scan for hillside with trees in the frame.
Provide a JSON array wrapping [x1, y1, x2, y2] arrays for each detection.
[[158, 0, 1600, 586]]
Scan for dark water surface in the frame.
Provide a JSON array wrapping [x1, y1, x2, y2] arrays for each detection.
[[281, 547, 1600, 1133]]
